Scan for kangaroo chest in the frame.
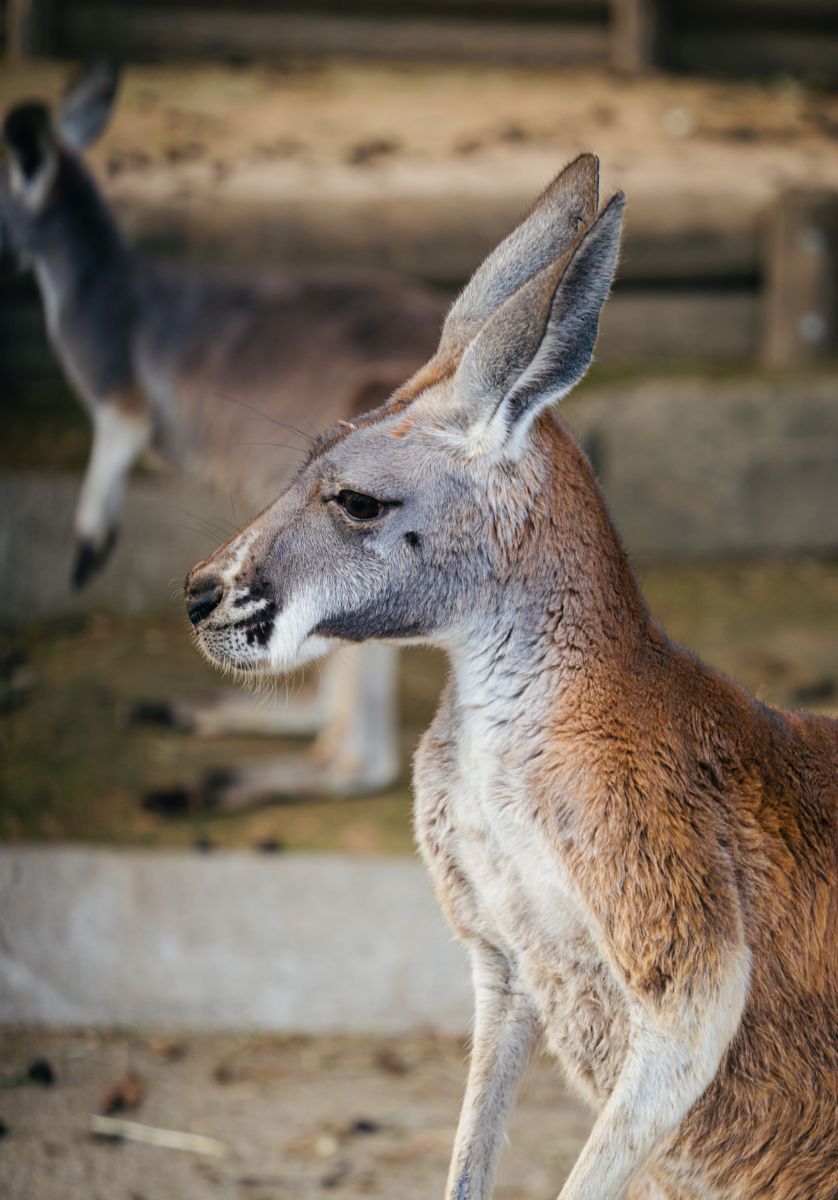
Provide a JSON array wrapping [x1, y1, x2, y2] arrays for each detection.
[[414, 712, 631, 1105]]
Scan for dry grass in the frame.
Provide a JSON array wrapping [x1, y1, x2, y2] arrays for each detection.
[[2, 559, 836, 851]]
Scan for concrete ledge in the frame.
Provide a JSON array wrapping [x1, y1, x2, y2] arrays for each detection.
[[0, 847, 471, 1033]]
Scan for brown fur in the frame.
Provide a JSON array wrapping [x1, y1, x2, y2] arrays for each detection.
[[418, 416, 838, 1197]]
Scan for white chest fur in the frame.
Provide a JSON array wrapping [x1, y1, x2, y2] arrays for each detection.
[[414, 703, 632, 1107], [454, 720, 581, 953]]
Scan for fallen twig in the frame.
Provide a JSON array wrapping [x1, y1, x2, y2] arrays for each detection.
[[89, 1114, 228, 1158]]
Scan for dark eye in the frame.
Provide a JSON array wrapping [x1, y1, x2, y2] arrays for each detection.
[[337, 490, 384, 521]]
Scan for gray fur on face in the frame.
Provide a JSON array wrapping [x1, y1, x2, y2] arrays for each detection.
[[250, 420, 490, 650]]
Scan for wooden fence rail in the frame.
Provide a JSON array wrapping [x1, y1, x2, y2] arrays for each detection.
[[2, 185, 836, 378], [5, 0, 838, 79]]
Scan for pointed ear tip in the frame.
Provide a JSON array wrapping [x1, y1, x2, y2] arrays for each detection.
[[70, 58, 120, 94], [601, 191, 626, 220], [91, 58, 121, 90], [543, 152, 599, 194], [565, 152, 600, 184]]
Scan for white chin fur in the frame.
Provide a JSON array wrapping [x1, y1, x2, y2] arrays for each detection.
[[263, 588, 329, 674], [196, 628, 332, 677], [197, 588, 334, 677], [268, 633, 333, 674]]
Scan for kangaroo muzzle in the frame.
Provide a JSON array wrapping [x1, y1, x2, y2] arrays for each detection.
[[184, 567, 224, 627]]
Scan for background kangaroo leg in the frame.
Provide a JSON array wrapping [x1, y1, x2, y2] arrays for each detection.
[[72, 402, 150, 587], [133, 679, 326, 738], [144, 643, 401, 811], [307, 641, 400, 790]]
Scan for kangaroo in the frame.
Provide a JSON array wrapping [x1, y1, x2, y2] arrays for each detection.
[[184, 153, 837, 1198], [1, 62, 447, 804]]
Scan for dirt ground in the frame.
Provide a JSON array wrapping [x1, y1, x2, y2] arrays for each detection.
[[0, 1029, 593, 1200], [3, 60, 837, 218], [1, 64, 835, 1198], [2, 559, 837, 850]]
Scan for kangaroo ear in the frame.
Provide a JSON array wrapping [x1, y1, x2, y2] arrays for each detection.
[[3, 102, 54, 184], [3, 101, 58, 210], [439, 154, 600, 360], [454, 191, 624, 450], [56, 60, 120, 152], [391, 155, 601, 411]]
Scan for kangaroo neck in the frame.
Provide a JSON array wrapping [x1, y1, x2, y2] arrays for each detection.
[[32, 154, 130, 326], [448, 417, 651, 736]]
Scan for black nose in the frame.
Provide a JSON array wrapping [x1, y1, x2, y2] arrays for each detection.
[[186, 582, 223, 627]]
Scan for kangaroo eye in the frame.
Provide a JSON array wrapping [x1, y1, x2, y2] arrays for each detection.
[[337, 490, 384, 521]]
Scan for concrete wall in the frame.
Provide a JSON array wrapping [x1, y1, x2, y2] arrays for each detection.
[[0, 471, 235, 622], [565, 373, 838, 561], [0, 847, 472, 1033]]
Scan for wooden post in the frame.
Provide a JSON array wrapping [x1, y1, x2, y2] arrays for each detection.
[[763, 189, 838, 368], [5, 0, 52, 60], [610, 0, 664, 74]]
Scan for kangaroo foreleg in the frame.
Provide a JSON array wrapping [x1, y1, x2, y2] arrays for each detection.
[[446, 941, 542, 1200]]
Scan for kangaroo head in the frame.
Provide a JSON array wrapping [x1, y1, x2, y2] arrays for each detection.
[[1, 60, 119, 263], [185, 155, 624, 676]]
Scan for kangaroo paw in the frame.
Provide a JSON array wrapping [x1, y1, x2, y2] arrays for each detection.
[[142, 769, 235, 815], [142, 750, 398, 815], [131, 699, 196, 732], [70, 528, 118, 589]]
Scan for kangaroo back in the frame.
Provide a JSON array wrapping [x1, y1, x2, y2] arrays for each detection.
[[1, 62, 447, 585]]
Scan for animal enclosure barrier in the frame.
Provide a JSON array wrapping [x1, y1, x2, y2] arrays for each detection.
[[6, 0, 838, 81], [3, 183, 837, 382]]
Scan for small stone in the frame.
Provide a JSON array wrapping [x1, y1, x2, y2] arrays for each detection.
[[315, 1133, 340, 1158], [27, 1059, 55, 1086], [348, 1118, 380, 1136], [255, 838, 285, 854], [146, 1037, 187, 1062]]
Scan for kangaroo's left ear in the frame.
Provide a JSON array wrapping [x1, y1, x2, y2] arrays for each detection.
[[455, 191, 624, 453], [3, 101, 58, 209], [56, 60, 120, 153], [3, 102, 54, 184]]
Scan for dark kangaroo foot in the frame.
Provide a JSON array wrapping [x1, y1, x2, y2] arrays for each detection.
[[70, 528, 118, 590], [142, 769, 235, 815]]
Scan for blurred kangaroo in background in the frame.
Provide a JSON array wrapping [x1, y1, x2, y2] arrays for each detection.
[[186, 155, 837, 1197], [0, 61, 447, 806]]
